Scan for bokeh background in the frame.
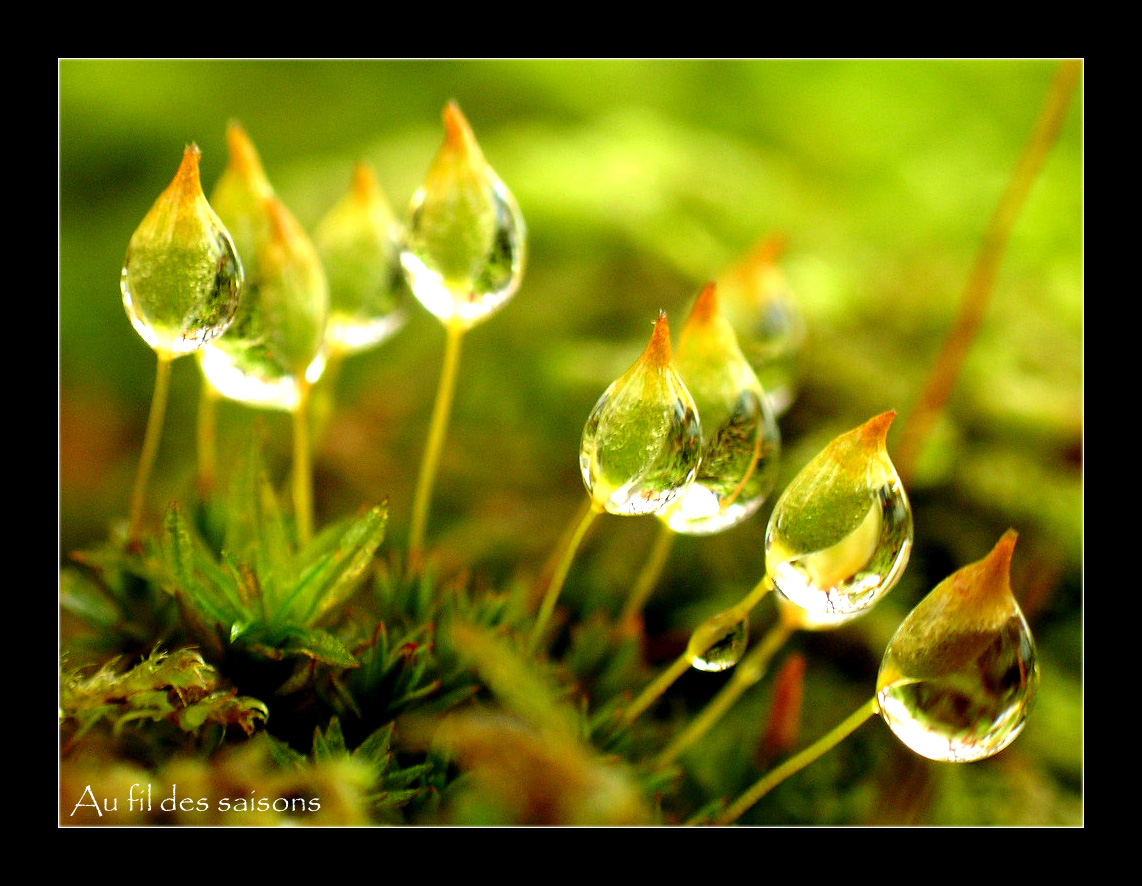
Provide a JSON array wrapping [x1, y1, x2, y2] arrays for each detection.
[[59, 59, 1082, 825]]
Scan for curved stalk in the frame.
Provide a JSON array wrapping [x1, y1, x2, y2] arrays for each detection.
[[127, 352, 174, 547], [894, 60, 1081, 482], [408, 319, 465, 569], [619, 522, 676, 635], [529, 501, 602, 652], [713, 695, 879, 825], [292, 377, 315, 546]]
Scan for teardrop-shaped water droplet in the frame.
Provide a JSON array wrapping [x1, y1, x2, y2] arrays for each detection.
[[199, 196, 329, 411], [766, 411, 912, 620], [121, 144, 244, 358], [314, 162, 408, 356], [660, 283, 781, 535], [876, 530, 1039, 762], [717, 236, 805, 417], [580, 313, 702, 515], [401, 101, 525, 330], [687, 611, 749, 672]]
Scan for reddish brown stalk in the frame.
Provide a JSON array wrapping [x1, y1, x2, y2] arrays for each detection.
[[894, 60, 1081, 483]]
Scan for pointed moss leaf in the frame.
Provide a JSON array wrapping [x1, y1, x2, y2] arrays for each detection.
[[353, 722, 396, 767], [160, 505, 245, 627], [277, 505, 387, 627], [275, 627, 359, 668], [313, 717, 349, 763]]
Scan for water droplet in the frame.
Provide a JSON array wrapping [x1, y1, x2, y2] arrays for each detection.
[[659, 283, 781, 535], [401, 101, 525, 330], [766, 411, 912, 621], [120, 144, 244, 357], [688, 611, 749, 672], [314, 162, 407, 356], [199, 196, 329, 411], [579, 313, 702, 515], [717, 236, 806, 417], [876, 530, 1039, 762]]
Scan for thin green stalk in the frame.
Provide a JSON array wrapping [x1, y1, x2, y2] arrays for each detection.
[[529, 501, 602, 652], [196, 368, 219, 495], [624, 574, 774, 724], [127, 352, 174, 547], [619, 522, 676, 635], [656, 618, 796, 768], [713, 695, 879, 825], [292, 377, 314, 547], [408, 320, 465, 569]]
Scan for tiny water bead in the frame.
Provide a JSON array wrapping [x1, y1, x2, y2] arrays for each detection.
[[314, 162, 407, 357], [716, 236, 806, 418], [766, 411, 912, 621], [876, 530, 1039, 763], [199, 196, 329, 411], [660, 283, 781, 536], [687, 612, 749, 672], [121, 144, 244, 357], [579, 313, 703, 516], [401, 101, 526, 331]]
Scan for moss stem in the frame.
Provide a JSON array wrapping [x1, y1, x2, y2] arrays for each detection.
[[292, 377, 314, 546], [408, 320, 465, 569], [127, 352, 173, 547], [713, 695, 879, 825], [529, 501, 602, 652]]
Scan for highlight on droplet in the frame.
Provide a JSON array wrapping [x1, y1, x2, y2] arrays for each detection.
[[400, 101, 526, 330], [765, 411, 912, 621], [121, 144, 244, 358]]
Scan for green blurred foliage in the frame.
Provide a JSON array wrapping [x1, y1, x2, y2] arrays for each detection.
[[59, 59, 1082, 826]]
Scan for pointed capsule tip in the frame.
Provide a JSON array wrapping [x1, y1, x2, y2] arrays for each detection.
[[857, 410, 897, 446], [172, 143, 202, 187], [351, 161, 381, 200], [443, 100, 474, 142], [644, 311, 673, 366], [225, 120, 270, 185], [688, 282, 720, 325], [988, 529, 1019, 571]]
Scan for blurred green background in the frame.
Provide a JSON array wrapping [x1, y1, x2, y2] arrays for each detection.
[[58, 59, 1082, 825]]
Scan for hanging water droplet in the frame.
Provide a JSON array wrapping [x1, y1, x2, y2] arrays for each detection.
[[314, 161, 407, 356], [401, 101, 526, 330], [766, 411, 912, 621], [579, 313, 702, 516], [659, 283, 781, 536], [876, 530, 1039, 762], [120, 144, 244, 358], [687, 612, 749, 672], [199, 196, 329, 411], [717, 236, 805, 417]]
